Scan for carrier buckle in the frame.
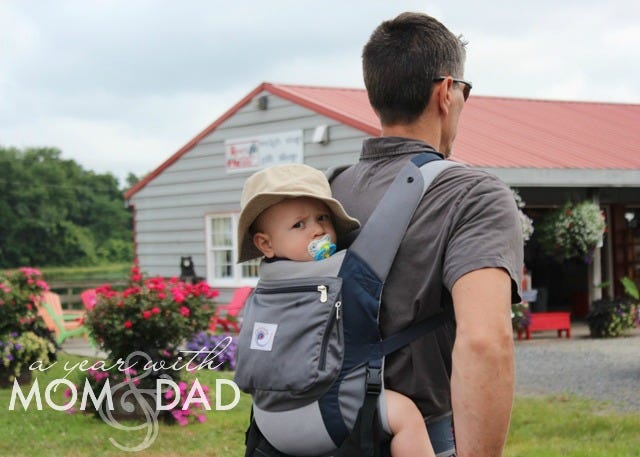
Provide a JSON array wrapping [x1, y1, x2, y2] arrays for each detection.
[[365, 367, 382, 394]]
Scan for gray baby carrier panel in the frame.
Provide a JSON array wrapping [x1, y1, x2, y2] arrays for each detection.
[[235, 155, 461, 456]]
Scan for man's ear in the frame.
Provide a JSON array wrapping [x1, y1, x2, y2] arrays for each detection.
[[253, 232, 275, 258], [437, 77, 453, 116]]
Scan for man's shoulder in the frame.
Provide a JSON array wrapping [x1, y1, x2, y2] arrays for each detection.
[[433, 164, 512, 196]]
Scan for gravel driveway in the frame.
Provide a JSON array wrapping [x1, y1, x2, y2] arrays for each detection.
[[514, 322, 640, 413]]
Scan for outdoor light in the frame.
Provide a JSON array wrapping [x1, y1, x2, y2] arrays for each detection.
[[312, 124, 329, 145]]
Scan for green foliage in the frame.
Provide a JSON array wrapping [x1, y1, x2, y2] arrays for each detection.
[[621, 276, 640, 300], [538, 201, 606, 263], [0, 146, 133, 267], [587, 298, 638, 338]]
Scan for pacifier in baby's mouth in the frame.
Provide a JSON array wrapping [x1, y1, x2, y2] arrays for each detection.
[[307, 234, 337, 261]]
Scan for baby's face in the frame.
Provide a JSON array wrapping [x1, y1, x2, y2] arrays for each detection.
[[253, 197, 337, 261]]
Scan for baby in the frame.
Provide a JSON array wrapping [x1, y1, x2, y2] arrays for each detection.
[[237, 164, 435, 457]]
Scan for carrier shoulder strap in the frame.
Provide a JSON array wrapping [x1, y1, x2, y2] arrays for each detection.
[[351, 153, 461, 282]]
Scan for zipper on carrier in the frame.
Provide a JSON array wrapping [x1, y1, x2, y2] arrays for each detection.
[[319, 301, 342, 370], [255, 284, 329, 303]]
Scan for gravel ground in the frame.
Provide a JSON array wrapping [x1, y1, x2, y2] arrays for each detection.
[[514, 321, 640, 413]]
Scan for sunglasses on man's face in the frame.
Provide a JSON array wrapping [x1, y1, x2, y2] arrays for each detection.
[[433, 76, 473, 101]]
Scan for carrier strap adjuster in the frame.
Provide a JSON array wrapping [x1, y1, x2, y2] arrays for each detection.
[[365, 366, 382, 395]]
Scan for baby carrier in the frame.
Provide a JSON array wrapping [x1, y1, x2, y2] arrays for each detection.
[[234, 152, 461, 456]]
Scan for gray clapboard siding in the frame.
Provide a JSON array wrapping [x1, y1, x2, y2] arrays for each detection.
[[134, 190, 242, 210], [138, 254, 206, 268], [134, 204, 235, 221], [137, 242, 205, 255], [136, 218, 205, 232], [140, 230, 203, 243]]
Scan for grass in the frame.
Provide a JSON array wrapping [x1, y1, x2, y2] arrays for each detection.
[[506, 395, 640, 457], [40, 263, 131, 282], [1, 352, 639, 456]]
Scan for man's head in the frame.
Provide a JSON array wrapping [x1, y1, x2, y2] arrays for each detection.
[[362, 12, 468, 128]]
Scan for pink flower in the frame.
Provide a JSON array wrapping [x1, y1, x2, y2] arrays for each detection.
[[197, 415, 206, 423], [151, 307, 161, 315], [122, 286, 141, 298], [171, 410, 189, 426], [142, 310, 152, 319], [157, 292, 166, 300], [171, 287, 186, 304], [179, 306, 190, 317], [123, 320, 133, 329], [130, 263, 142, 282], [19, 267, 42, 277]]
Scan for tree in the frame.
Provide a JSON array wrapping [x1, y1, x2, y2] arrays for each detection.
[[0, 146, 133, 267]]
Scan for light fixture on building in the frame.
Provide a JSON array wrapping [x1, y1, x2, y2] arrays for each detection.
[[312, 124, 329, 145]]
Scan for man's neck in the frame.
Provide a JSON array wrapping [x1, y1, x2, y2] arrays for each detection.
[[380, 115, 442, 152]]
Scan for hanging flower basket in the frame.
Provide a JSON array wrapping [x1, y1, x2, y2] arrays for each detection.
[[538, 201, 606, 263], [512, 189, 534, 243]]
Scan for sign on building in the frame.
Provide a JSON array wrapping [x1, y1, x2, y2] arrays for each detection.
[[225, 130, 303, 173]]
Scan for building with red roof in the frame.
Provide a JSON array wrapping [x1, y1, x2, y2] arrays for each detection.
[[126, 83, 640, 315]]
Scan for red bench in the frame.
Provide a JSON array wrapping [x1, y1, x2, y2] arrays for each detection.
[[517, 312, 571, 340]]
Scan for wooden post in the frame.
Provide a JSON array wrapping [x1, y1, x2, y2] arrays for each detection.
[[588, 190, 603, 306]]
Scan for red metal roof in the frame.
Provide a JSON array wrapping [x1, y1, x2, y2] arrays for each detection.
[[126, 82, 640, 199]]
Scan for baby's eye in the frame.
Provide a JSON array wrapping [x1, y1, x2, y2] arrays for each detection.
[[318, 214, 331, 222], [292, 221, 305, 229]]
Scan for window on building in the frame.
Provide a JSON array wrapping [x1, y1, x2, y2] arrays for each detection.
[[206, 214, 259, 286]]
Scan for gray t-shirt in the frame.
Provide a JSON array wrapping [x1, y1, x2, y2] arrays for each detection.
[[331, 137, 523, 419]]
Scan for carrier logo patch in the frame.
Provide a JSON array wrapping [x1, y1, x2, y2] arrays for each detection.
[[250, 322, 278, 351]]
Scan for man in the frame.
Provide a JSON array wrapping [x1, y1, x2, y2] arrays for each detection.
[[331, 12, 523, 457]]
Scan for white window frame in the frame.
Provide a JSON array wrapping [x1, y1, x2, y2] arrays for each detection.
[[205, 213, 258, 288]]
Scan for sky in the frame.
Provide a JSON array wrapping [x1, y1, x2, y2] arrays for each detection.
[[1, 0, 639, 186]]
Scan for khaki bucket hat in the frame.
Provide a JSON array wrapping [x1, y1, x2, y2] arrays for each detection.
[[237, 164, 360, 263]]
